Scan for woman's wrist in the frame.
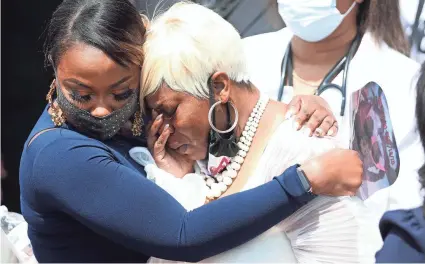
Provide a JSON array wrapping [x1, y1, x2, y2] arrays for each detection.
[[295, 164, 313, 194], [275, 165, 317, 205]]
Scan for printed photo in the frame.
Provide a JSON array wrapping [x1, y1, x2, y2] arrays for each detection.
[[350, 82, 400, 200]]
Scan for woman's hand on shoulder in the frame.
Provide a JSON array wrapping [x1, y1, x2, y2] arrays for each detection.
[[147, 113, 194, 178], [287, 95, 338, 138]]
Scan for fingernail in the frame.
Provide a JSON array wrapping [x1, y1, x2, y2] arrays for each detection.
[[327, 129, 334, 136], [303, 127, 311, 136], [315, 128, 323, 137], [293, 121, 301, 130], [284, 110, 293, 120], [156, 114, 163, 121], [164, 124, 170, 131]]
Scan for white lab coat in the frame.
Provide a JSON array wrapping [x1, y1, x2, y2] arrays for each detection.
[[243, 28, 424, 220]]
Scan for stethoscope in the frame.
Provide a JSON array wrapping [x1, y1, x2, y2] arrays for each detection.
[[410, 0, 425, 53], [277, 33, 362, 116]]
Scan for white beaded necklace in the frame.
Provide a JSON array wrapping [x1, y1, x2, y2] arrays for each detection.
[[204, 94, 269, 200]]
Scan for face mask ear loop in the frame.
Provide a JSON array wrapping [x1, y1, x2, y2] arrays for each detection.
[[341, 1, 357, 17]]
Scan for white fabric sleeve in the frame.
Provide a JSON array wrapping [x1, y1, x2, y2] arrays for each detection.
[[129, 146, 207, 211], [144, 164, 207, 211]]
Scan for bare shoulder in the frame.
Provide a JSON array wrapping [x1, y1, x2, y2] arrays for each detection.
[[265, 100, 288, 126]]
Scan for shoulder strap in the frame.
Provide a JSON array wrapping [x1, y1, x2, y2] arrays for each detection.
[[27, 128, 59, 148], [26, 127, 122, 164]]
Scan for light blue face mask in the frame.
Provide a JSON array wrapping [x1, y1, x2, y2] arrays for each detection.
[[278, 0, 357, 42]]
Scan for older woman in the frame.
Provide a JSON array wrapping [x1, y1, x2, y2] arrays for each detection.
[[139, 2, 380, 262]]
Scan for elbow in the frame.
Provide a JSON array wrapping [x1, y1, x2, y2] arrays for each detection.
[[174, 216, 213, 262]]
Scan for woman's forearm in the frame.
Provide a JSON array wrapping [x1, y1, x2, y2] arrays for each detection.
[[34, 140, 313, 261]]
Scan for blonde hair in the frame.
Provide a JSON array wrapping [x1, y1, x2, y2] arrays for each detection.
[[140, 2, 250, 112]]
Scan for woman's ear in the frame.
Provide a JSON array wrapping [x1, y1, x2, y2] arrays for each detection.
[[210, 72, 231, 103]]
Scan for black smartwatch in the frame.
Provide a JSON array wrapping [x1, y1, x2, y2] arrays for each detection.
[[296, 165, 313, 194]]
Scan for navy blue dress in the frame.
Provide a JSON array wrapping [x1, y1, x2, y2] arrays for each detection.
[[375, 207, 425, 263], [20, 107, 315, 263]]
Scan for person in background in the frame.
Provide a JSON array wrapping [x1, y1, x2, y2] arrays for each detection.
[[243, 0, 424, 229], [19, 0, 362, 262], [375, 63, 425, 263]]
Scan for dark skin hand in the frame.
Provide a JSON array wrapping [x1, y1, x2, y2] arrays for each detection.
[[286, 95, 339, 137]]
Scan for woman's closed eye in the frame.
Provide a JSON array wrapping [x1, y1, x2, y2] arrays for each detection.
[[113, 88, 135, 101], [69, 89, 135, 104], [70, 90, 92, 103], [161, 107, 177, 119], [164, 107, 177, 118]]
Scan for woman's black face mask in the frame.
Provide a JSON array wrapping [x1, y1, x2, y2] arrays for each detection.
[[55, 81, 139, 140]]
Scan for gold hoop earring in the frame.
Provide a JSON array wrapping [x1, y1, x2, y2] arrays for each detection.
[[46, 80, 66, 126], [131, 110, 142, 136]]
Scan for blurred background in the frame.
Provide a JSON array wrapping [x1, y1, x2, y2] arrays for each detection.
[[1, 0, 424, 213]]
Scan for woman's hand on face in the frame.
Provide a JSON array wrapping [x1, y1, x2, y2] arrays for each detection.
[[300, 149, 363, 196], [287, 95, 338, 137], [147, 113, 195, 178]]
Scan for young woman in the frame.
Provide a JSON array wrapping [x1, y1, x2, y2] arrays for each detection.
[[19, 0, 361, 262]]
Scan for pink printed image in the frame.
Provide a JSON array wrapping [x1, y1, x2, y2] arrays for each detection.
[[350, 82, 399, 200]]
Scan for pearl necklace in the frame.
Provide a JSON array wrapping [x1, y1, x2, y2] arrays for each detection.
[[204, 94, 269, 200]]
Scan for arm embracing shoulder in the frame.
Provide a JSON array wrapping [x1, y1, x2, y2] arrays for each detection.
[[31, 137, 314, 262]]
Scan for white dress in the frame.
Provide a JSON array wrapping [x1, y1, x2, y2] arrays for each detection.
[[131, 120, 382, 263]]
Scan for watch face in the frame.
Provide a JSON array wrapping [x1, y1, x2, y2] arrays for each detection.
[[296, 168, 311, 192]]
